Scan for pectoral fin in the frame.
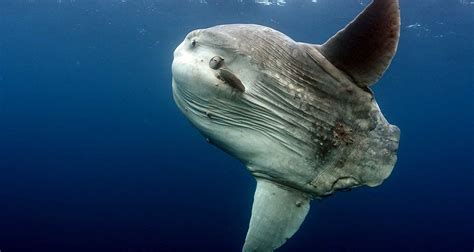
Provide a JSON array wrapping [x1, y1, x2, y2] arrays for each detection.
[[243, 179, 311, 252], [218, 68, 246, 92]]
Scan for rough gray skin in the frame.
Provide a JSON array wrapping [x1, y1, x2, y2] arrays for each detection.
[[172, 0, 400, 250], [176, 24, 399, 196]]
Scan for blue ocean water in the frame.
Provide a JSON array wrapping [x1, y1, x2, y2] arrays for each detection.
[[0, 0, 472, 251]]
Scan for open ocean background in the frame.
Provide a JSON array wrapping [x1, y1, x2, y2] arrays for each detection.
[[0, 0, 473, 251]]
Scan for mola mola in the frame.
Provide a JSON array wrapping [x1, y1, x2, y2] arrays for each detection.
[[171, 0, 400, 251]]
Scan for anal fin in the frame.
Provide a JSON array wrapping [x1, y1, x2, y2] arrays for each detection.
[[243, 179, 311, 252]]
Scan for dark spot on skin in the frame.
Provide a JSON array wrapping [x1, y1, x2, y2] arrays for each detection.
[[332, 122, 354, 146], [191, 39, 196, 47], [335, 157, 348, 169], [346, 86, 354, 95], [206, 111, 213, 119], [295, 201, 303, 207]]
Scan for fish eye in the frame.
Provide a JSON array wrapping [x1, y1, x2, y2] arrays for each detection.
[[191, 39, 196, 47], [209, 56, 224, 70]]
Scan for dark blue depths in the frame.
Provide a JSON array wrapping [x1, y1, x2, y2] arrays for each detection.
[[0, 0, 472, 251]]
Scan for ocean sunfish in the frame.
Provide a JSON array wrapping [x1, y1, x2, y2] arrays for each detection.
[[171, 0, 401, 251]]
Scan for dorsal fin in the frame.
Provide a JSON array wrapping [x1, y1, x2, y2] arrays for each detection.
[[318, 0, 400, 87]]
